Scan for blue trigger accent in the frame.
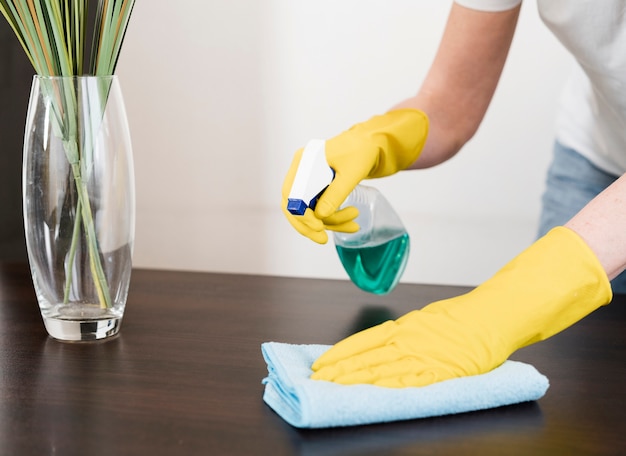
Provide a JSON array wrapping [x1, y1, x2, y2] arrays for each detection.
[[287, 199, 308, 216]]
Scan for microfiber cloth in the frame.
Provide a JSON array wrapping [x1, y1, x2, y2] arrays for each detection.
[[261, 342, 549, 429]]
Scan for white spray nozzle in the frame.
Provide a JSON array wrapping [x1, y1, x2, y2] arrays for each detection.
[[286, 139, 334, 216]]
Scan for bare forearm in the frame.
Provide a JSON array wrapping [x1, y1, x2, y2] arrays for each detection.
[[565, 173, 626, 281], [393, 3, 521, 169]]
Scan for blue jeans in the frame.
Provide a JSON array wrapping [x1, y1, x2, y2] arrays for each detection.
[[538, 141, 626, 294]]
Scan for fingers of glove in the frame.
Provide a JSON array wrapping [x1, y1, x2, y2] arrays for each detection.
[[314, 177, 360, 219], [311, 344, 405, 382], [321, 206, 360, 233], [289, 220, 328, 244], [299, 207, 326, 231], [281, 204, 325, 232], [311, 320, 398, 371], [371, 369, 443, 388], [299, 226, 328, 245], [317, 356, 448, 388], [325, 220, 360, 234], [282, 206, 328, 244], [322, 206, 359, 227]]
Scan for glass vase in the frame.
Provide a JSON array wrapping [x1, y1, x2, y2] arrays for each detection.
[[22, 75, 135, 342]]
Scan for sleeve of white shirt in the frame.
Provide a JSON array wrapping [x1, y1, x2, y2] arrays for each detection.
[[454, 0, 522, 11]]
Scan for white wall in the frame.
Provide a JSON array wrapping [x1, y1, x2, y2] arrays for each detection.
[[116, 0, 573, 287]]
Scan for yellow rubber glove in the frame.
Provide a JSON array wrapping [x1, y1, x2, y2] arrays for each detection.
[[281, 147, 361, 244], [281, 109, 429, 244], [311, 226, 612, 387]]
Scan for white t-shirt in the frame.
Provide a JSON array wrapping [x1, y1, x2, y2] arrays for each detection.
[[455, 0, 626, 175]]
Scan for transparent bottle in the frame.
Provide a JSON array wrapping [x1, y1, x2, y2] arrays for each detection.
[[333, 185, 410, 295]]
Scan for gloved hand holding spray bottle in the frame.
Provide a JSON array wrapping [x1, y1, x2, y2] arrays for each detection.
[[282, 109, 430, 294], [286, 139, 410, 294]]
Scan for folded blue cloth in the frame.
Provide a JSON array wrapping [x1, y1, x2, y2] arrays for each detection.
[[261, 342, 549, 429]]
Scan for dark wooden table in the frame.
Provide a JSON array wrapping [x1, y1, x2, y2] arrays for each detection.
[[1, 262, 625, 455]]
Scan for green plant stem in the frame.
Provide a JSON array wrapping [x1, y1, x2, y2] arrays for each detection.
[[70, 158, 112, 309], [60, 108, 112, 310], [63, 198, 81, 304]]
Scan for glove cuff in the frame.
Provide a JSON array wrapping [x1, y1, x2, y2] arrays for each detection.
[[497, 226, 610, 346], [349, 109, 429, 178], [425, 226, 612, 362]]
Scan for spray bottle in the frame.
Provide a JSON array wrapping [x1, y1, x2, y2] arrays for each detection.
[[287, 139, 410, 294]]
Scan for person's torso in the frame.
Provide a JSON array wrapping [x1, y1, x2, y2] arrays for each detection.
[[538, 0, 626, 174], [456, 0, 626, 174]]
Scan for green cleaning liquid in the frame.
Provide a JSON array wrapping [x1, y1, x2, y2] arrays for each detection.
[[335, 230, 410, 295]]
